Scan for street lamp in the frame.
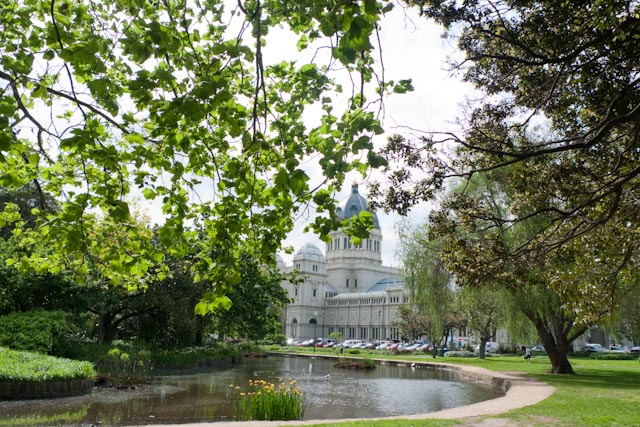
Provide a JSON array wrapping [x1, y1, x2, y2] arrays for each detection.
[[378, 310, 382, 341]]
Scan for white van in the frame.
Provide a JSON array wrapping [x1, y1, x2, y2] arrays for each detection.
[[341, 340, 363, 348], [476, 341, 500, 354]]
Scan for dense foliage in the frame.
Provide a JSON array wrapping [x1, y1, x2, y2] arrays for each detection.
[[0, 310, 68, 353], [396, 225, 454, 356], [370, 0, 640, 372], [0, 0, 407, 310], [0, 347, 95, 383]]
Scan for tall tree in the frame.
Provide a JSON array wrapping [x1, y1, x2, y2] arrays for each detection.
[[370, 0, 640, 371], [429, 170, 626, 373], [454, 284, 505, 359], [398, 224, 454, 357], [0, 0, 407, 309]]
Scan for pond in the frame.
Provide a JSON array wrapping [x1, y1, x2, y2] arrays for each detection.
[[0, 355, 504, 426]]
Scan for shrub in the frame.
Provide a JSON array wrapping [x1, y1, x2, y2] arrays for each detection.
[[265, 334, 287, 346], [230, 378, 305, 421], [362, 357, 376, 368], [347, 349, 361, 355], [589, 352, 634, 361], [444, 350, 477, 358], [0, 347, 95, 382], [0, 310, 68, 353]]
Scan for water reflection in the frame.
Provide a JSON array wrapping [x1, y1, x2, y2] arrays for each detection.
[[0, 355, 502, 426]]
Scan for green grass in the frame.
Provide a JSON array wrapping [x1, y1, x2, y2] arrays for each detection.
[[0, 347, 95, 382], [270, 348, 640, 427]]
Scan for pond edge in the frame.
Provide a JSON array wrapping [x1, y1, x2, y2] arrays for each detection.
[[159, 352, 554, 427]]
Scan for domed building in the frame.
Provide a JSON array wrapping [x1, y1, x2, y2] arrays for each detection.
[[280, 184, 407, 342]]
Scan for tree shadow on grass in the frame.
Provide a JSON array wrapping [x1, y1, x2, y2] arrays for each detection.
[[539, 365, 640, 391]]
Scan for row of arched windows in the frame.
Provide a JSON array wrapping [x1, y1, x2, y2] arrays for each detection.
[[327, 237, 381, 252]]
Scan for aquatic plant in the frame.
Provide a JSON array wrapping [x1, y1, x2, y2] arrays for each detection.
[[229, 378, 305, 421]]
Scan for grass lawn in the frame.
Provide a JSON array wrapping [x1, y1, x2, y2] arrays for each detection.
[[271, 348, 640, 427]]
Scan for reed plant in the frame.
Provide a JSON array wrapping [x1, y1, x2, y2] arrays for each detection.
[[229, 378, 305, 421]]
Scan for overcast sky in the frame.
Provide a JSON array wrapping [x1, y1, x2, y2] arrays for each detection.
[[278, 5, 472, 267], [133, 3, 472, 267]]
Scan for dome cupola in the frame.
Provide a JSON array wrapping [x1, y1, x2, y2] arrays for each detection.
[[335, 184, 380, 229]]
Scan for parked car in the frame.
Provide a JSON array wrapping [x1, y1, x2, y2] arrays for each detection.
[[314, 338, 336, 347], [608, 344, 629, 353], [375, 341, 394, 350], [531, 344, 546, 353], [404, 343, 422, 351], [580, 343, 605, 353], [416, 343, 431, 352], [630, 346, 640, 355], [475, 342, 500, 354], [341, 340, 364, 348], [386, 342, 403, 352]]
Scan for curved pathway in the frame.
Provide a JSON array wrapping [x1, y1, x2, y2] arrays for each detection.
[[134, 358, 554, 427]]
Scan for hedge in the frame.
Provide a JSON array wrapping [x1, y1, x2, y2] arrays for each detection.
[[589, 352, 635, 361], [0, 310, 68, 353], [444, 350, 477, 358]]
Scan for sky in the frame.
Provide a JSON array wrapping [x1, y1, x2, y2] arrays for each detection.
[[277, 5, 473, 267]]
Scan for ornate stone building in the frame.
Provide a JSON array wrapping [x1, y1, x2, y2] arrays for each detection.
[[280, 184, 408, 342]]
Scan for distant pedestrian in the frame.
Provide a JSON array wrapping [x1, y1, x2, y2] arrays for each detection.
[[524, 346, 531, 364]]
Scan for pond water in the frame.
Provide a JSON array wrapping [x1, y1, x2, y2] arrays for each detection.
[[0, 355, 503, 426]]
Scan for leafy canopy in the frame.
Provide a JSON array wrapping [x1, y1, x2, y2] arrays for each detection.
[[0, 0, 406, 308]]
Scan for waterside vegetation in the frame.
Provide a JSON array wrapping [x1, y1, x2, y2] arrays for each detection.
[[230, 378, 306, 421]]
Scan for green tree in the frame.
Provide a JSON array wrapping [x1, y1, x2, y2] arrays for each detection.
[[373, 1, 640, 371], [454, 285, 505, 359], [117, 254, 210, 347], [0, 186, 87, 316], [374, 0, 640, 328], [398, 224, 454, 357], [429, 170, 619, 373], [0, 183, 59, 240], [210, 253, 290, 341], [0, 0, 406, 309]]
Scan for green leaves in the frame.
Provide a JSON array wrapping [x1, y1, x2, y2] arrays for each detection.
[[0, 0, 407, 311]]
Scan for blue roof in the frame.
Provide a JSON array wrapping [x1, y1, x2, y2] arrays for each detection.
[[367, 278, 403, 292], [336, 184, 380, 229]]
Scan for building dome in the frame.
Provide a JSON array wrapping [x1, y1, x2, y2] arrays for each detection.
[[275, 253, 286, 269], [294, 243, 325, 261], [336, 184, 380, 229]]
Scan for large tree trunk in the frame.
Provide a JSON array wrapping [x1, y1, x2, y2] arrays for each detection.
[[535, 319, 575, 374]]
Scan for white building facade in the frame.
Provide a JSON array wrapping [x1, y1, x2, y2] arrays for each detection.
[[280, 184, 409, 342]]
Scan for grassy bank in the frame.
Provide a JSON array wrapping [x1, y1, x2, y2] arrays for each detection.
[[270, 348, 640, 427], [0, 347, 95, 383]]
